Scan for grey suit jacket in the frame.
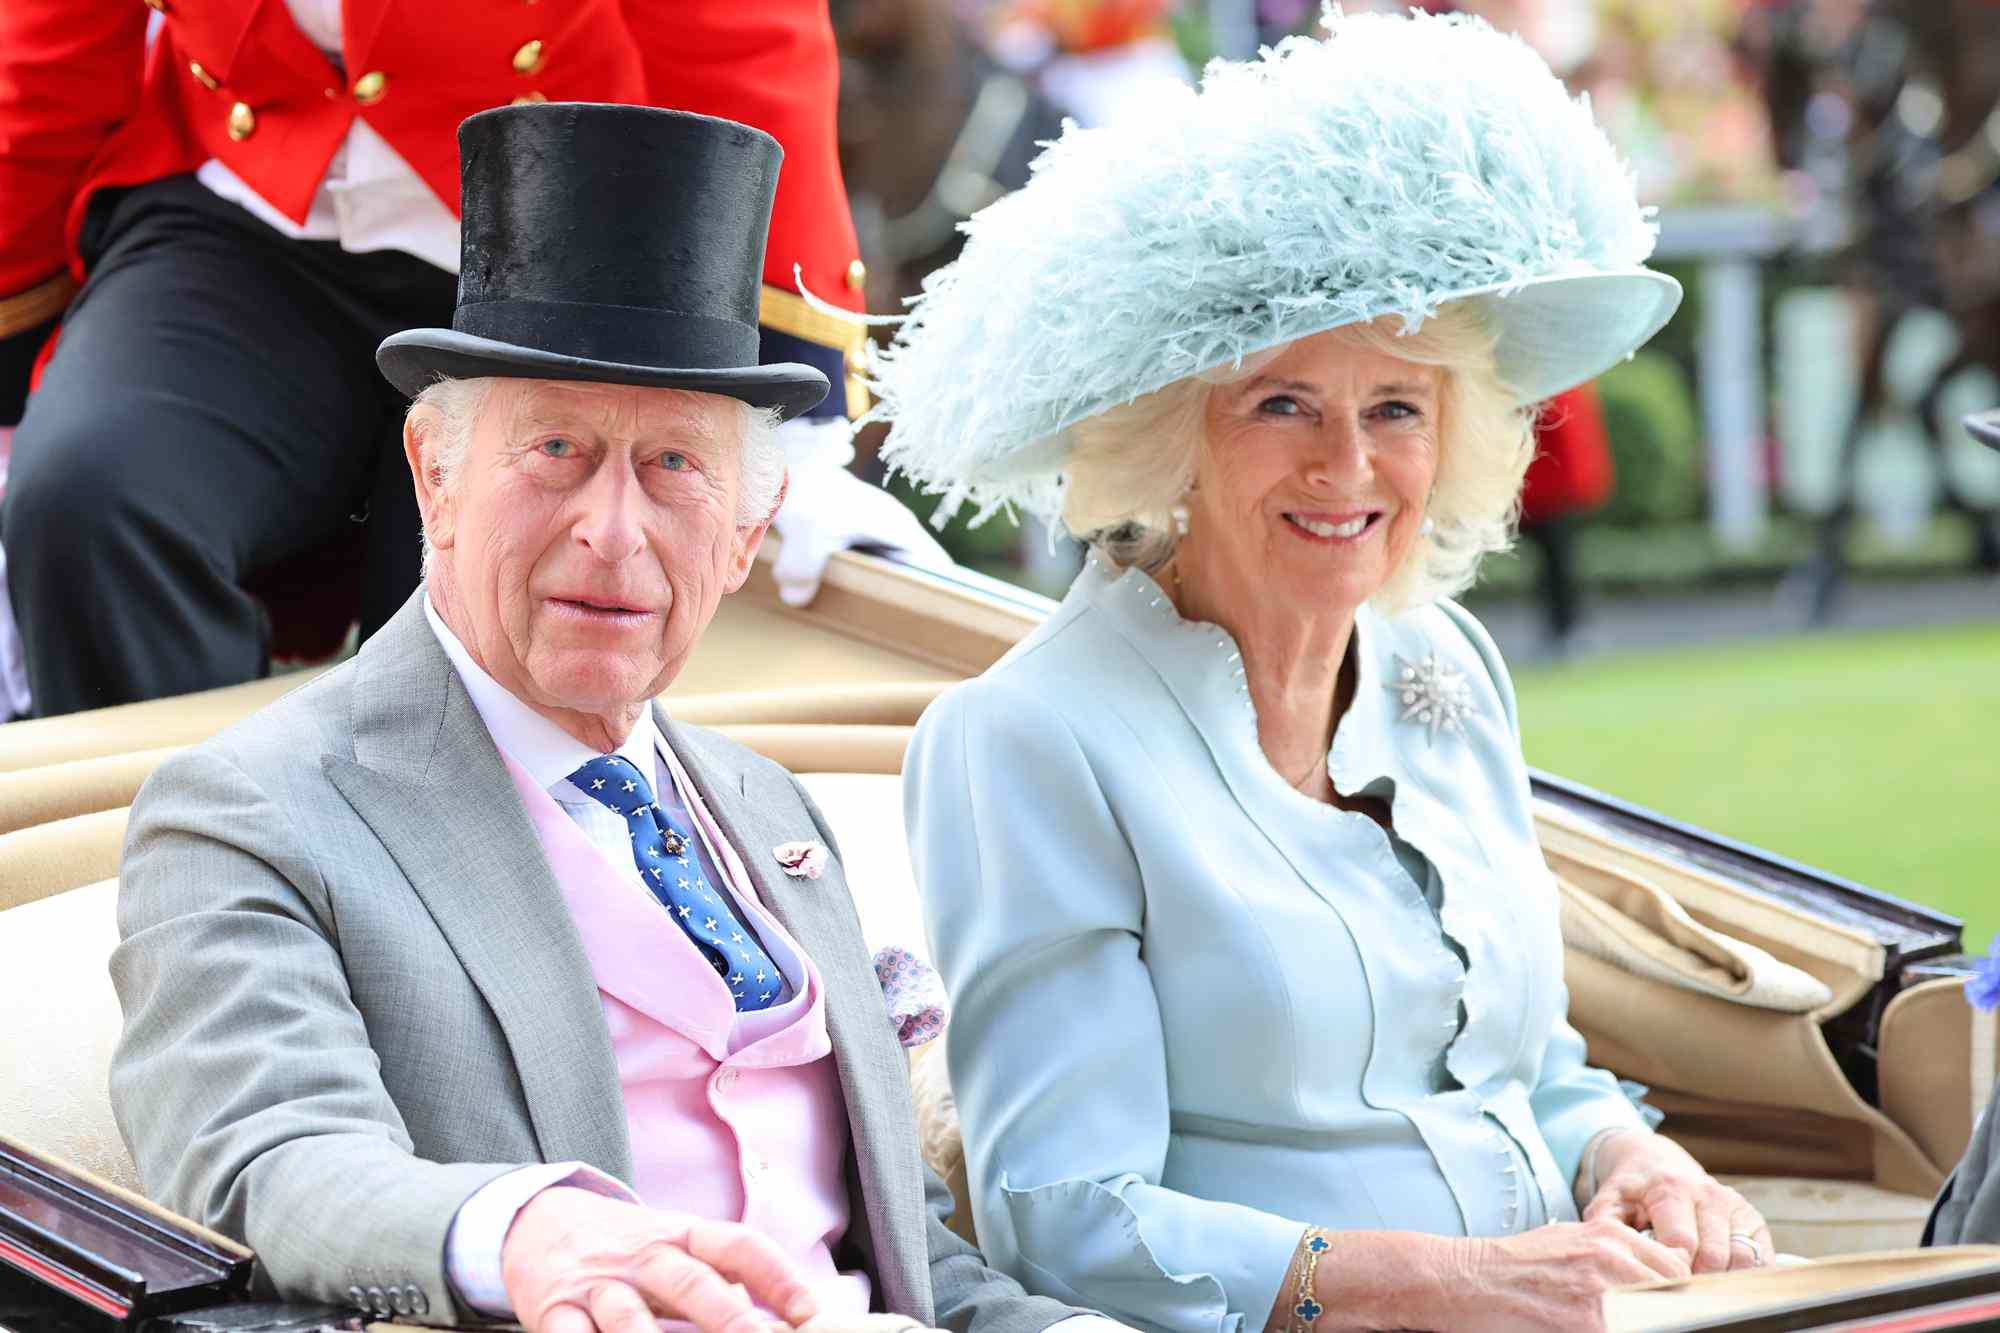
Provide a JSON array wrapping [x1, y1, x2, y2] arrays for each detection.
[[110, 594, 1077, 1333]]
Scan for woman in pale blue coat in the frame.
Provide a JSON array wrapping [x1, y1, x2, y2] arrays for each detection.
[[871, 12, 1774, 1333]]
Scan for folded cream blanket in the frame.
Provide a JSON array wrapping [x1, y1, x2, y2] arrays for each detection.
[[1552, 844, 1833, 1014]]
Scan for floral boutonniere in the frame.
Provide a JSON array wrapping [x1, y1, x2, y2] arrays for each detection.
[[773, 840, 830, 880], [1968, 939, 2000, 1011]]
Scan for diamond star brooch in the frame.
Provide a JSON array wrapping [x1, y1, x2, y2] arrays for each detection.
[[1387, 652, 1477, 742]]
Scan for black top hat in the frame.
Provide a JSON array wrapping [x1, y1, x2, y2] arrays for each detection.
[[377, 103, 829, 420], [1967, 410, 2000, 452]]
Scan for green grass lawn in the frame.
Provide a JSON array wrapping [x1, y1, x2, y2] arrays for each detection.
[[1513, 621, 2000, 955]]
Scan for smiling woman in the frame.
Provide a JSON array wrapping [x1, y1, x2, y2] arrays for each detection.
[[866, 9, 1792, 1333], [1061, 302, 1532, 612]]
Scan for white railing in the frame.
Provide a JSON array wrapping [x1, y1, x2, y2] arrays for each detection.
[[1653, 205, 1805, 549]]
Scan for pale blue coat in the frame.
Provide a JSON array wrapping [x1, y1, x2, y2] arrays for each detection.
[[905, 553, 1647, 1333]]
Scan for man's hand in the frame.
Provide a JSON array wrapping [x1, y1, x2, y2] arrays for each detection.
[[1583, 1130, 1773, 1274], [501, 1187, 820, 1333]]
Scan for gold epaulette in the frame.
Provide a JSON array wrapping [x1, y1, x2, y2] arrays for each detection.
[[0, 272, 78, 340], [759, 283, 871, 419]]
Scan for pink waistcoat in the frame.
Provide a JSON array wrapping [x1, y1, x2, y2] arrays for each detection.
[[501, 754, 872, 1317]]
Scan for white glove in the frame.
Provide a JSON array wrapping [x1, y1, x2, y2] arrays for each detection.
[[769, 417, 955, 608]]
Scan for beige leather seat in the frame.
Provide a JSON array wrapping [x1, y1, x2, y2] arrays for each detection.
[[1758, 973, 2000, 1253], [0, 877, 138, 1191], [1719, 1175, 1937, 1256], [0, 807, 129, 910]]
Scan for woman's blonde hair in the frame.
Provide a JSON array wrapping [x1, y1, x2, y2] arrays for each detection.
[[1059, 300, 1535, 613]]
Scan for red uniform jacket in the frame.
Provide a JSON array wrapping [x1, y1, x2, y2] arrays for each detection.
[[1521, 383, 1614, 525], [0, 0, 864, 312]]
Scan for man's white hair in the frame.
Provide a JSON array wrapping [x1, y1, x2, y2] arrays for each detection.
[[406, 377, 786, 574]]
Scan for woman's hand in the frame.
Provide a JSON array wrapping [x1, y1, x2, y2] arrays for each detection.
[[1288, 1223, 1688, 1333], [1581, 1130, 1773, 1275], [1433, 1219, 1693, 1333]]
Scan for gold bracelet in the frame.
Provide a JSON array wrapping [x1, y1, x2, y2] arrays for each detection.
[[1292, 1226, 1330, 1333]]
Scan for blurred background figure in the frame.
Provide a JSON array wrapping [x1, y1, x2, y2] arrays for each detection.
[[972, 0, 1192, 131], [1520, 384, 1617, 657], [0, 0, 947, 721], [836, 0, 1189, 305]]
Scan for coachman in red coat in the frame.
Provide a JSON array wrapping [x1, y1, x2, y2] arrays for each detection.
[[0, 1, 881, 716], [1519, 383, 1614, 647]]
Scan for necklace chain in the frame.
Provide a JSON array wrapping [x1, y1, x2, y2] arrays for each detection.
[[1166, 559, 1327, 796]]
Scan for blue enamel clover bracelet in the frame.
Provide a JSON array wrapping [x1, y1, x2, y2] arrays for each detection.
[[1292, 1227, 1331, 1333]]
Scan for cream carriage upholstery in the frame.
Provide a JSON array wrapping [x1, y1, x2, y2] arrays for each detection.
[[1, 719, 1983, 1260]]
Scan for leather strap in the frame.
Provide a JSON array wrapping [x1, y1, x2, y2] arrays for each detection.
[[758, 285, 870, 415], [758, 284, 866, 356], [0, 273, 78, 340]]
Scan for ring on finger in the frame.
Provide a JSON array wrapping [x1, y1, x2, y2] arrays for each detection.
[[1728, 1233, 1764, 1267]]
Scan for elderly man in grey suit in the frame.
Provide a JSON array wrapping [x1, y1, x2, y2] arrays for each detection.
[[109, 104, 1112, 1333]]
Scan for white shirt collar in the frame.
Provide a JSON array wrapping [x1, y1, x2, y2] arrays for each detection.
[[423, 594, 660, 793]]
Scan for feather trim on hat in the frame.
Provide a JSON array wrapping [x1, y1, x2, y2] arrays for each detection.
[[866, 7, 1661, 525]]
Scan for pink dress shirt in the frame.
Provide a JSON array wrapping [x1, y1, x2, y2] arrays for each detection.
[[426, 602, 869, 1321]]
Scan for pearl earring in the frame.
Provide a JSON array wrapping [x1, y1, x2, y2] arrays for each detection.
[[1171, 503, 1191, 538], [1420, 515, 1436, 538]]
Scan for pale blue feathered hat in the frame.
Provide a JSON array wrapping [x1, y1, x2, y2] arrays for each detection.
[[867, 7, 1681, 524]]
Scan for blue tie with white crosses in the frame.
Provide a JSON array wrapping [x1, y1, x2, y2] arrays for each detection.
[[567, 754, 784, 1011]]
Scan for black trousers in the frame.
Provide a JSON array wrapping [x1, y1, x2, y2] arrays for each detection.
[[1520, 515, 1583, 642], [2, 175, 455, 717]]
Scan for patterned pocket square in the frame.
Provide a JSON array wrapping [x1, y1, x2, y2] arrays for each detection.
[[872, 945, 948, 1048]]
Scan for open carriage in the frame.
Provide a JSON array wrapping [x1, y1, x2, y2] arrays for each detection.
[[0, 548, 1992, 1329]]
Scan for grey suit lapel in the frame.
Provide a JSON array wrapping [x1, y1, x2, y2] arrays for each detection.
[[323, 595, 631, 1182], [660, 711, 929, 1308]]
